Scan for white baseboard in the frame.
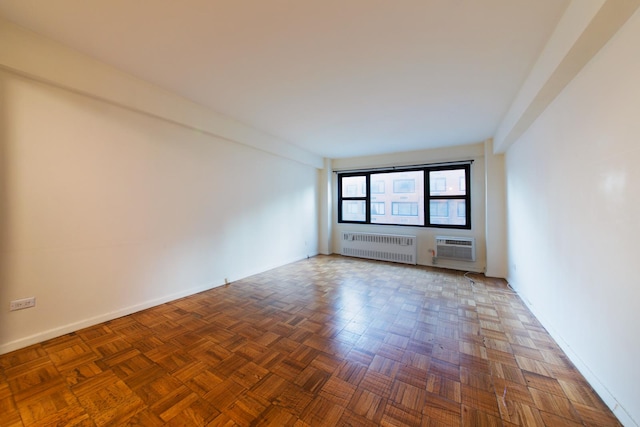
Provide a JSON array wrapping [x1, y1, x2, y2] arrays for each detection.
[[0, 281, 224, 355], [509, 279, 637, 427], [0, 254, 317, 356]]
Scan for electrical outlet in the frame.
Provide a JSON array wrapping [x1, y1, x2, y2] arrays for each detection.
[[10, 297, 36, 311]]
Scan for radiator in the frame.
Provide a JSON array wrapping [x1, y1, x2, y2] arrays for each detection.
[[435, 236, 476, 262], [341, 232, 417, 265]]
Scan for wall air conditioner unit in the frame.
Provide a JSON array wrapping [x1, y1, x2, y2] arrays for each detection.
[[435, 236, 476, 262]]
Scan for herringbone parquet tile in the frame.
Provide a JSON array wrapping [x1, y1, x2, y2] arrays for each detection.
[[0, 255, 621, 426]]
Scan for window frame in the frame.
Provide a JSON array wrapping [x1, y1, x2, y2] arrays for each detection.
[[337, 162, 471, 229], [338, 173, 370, 224]]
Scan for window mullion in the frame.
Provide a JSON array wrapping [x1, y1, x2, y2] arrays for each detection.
[[424, 168, 430, 227], [365, 174, 371, 223]]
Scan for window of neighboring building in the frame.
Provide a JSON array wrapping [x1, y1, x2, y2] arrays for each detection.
[[393, 179, 416, 193], [371, 180, 385, 194], [457, 201, 466, 218], [337, 162, 471, 229], [429, 200, 449, 217], [431, 177, 446, 192], [371, 202, 385, 215], [392, 202, 419, 216]]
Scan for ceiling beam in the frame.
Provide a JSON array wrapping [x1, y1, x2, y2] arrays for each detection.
[[494, 0, 640, 153]]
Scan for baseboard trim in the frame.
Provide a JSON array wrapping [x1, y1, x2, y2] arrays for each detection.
[[509, 279, 637, 427], [0, 281, 224, 356], [0, 254, 318, 356]]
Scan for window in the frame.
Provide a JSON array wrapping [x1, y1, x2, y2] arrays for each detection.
[[342, 176, 366, 198], [393, 179, 416, 193], [430, 177, 446, 192], [338, 162, 471, 229], [392, 202, 419, 216], [372, 170, 423, 225], [428, 168, 468, 226], [429, 201, 449, 217], [342, 200, 365, 221], [371, 180, 385, 194], [345, 185, 358, 197], [371, 202, 385, 215]]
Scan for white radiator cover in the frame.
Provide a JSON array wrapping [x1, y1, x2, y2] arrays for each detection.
[[341, 232, 417, 265], [435, 236, 476, 262]]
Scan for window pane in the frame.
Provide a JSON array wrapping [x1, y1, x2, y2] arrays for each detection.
[[341, 200, 366, 221], [430, 199, 467, 226], [430, 169, 466, 196], [342, 175, 366, 197], [370, 170, 424, 226]]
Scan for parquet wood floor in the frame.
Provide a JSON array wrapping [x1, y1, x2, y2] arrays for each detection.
[[0, 255, 620, 426]]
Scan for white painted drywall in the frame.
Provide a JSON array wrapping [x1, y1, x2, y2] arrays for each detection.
[[484, 139, 506, 278], [0, 71, 319, 354], [505, 9, 640, 425], [0, 18, 323, 169], [331, 144, 487, 272], [318, 158, 333, 255]]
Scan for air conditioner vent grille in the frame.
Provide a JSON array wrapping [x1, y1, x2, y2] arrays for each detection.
[[435, 236, 476, 262], [441, 239, 472, 246]]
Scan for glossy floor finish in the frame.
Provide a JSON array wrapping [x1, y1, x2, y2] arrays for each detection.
[[0, 255, 620, 426]]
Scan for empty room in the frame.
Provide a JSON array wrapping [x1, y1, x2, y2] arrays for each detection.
[[1, 0, 639, 425]]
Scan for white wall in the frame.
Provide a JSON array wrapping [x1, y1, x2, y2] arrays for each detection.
[[484, 139, 506, 278], [0, 18, 322, 170], [332, 143, 487, 272], [505, 9, 640, 426], [318, 158, 333, 255], [0, 46, 319, 354]]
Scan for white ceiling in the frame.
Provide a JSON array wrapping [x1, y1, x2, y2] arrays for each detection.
[[0, 0, 569, 159]]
